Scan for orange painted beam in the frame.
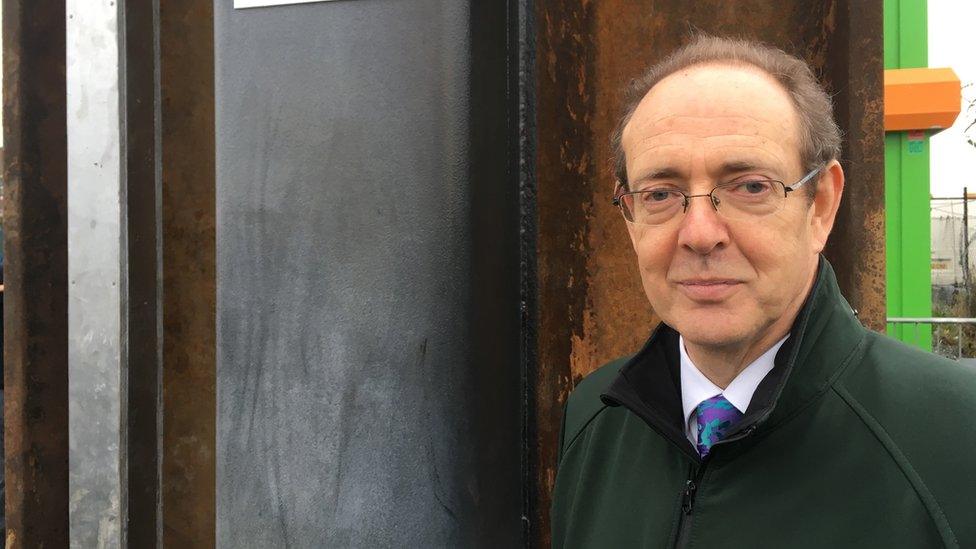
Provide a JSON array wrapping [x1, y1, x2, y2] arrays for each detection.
[[884, 67, 961, 131]]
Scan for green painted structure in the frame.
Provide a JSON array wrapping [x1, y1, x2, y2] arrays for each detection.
[[884, 0, 932, 349]]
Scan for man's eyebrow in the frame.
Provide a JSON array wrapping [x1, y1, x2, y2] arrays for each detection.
[[632, 167, 683, 183], [718, 160, 765, 174], [631, 161, 776, 185]]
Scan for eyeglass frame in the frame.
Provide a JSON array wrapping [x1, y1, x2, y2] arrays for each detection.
[[611, 165, 823, 224]]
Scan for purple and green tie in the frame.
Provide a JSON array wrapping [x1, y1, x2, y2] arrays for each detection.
[[695, 395, 743, 458]]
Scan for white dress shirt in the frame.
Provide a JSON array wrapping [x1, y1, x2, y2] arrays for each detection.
[[679, 335, 789, 446]]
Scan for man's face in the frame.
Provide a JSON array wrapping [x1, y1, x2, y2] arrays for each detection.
[[620, 64, 839, 349]]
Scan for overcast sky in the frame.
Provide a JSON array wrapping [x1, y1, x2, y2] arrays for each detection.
[[929, 1, 976, 198]]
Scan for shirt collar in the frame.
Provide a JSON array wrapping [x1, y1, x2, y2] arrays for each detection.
[[680, 334, 789, 438]]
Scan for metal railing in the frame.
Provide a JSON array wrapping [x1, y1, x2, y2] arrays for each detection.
[[886, 317, 976, 360]]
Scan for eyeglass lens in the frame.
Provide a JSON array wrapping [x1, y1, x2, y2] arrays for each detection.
[[619, 180, 788, 225]]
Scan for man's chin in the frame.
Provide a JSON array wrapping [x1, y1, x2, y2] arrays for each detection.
[[667, 313, 751, 348], [677, 329, 747, 349]]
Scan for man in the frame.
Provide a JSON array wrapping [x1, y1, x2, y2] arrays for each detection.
[[551, 35, 976, 548]]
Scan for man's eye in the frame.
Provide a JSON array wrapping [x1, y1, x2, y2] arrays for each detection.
[[642, 190, 676, 203], [734, 180, 773, 195]]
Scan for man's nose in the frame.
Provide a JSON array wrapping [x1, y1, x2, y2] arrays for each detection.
[[676, 195, 731, 255]]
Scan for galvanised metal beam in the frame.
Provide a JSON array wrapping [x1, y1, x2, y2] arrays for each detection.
[[66, 0, 125, 544], [67, 0, 163, 544]]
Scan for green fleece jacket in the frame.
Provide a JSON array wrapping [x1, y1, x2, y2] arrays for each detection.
[[551, 258, 976, 548]]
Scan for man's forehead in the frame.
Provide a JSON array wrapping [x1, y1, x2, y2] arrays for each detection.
[[621, 64, 802, 174], [623, 64, 800, 141], [625, 112, 790, 142]]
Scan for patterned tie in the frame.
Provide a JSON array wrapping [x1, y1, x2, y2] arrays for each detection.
[[695, 395, 743, 457]]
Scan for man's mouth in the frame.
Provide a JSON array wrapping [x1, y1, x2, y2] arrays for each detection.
[[678, 279, 740, 285], [675, 279, 743, 301]]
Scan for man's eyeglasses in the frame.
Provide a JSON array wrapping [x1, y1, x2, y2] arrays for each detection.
[[612, 166, 822, 226]]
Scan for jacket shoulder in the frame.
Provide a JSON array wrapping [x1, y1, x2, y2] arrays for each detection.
[[842, 331, 976, 408], [838, 331, 976, 543], [560, 357, 629, 456]]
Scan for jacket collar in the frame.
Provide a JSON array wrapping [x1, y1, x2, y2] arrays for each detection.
[[601, 256, 867, 462]]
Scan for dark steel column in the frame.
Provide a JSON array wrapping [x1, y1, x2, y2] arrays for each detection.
[[534, 1, 885, 544], [122, 0, 163, 545], [514, 0, 539, 544], [1, 0, 70, 546]]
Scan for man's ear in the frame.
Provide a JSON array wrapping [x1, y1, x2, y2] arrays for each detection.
[[809, 159, 845, 252]]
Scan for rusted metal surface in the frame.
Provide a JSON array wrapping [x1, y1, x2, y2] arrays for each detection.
[[820, 2, 886, 332], [160, 1, 216, 546], [534, 2, 600, 546], [534, 1, 884, 545], [2, 0, 70, 546]]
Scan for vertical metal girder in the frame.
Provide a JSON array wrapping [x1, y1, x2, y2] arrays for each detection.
[[820, 2, 886, 333], [514, 0, 539, 544], [2, 0, 70, 546], [66, 0, 126, 544], [122, 0, 163, 545], [883, 0, 930, 347], [533, 2, 602, 547], [159, 1, 217, 546], [470, 0, 526, 542], [533, 1, 885, 545], [67, 0, 163, 544]]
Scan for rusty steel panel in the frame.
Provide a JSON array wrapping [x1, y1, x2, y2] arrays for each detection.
[[160, 1, 217, 546], [534, 1, 884, 545], [819, 2, 886, 332], [2, 0, 70, 546]]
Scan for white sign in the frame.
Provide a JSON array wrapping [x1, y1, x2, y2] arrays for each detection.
[[235, 0, 335, 8]]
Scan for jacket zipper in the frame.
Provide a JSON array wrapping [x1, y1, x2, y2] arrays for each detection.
[[672, 425, 758, 548], [673, 461, 705, 548]]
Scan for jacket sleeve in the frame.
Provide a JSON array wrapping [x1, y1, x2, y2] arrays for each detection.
[[556, 400, 569, 465], [556, 357, 629, 464]]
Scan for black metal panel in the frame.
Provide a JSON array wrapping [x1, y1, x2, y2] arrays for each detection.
[[214, 1, 521, 545]]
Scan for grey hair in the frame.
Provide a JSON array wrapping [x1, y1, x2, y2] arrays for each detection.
[[610, 34, 842, 195]]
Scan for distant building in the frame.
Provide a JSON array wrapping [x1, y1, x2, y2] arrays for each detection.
[[931, 198, 975, 287]]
